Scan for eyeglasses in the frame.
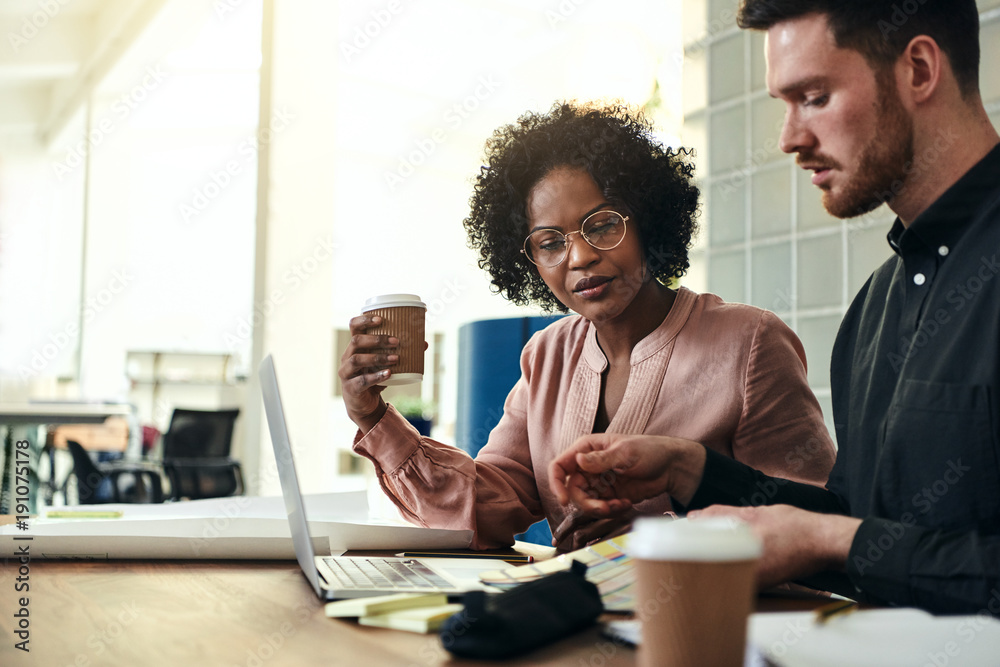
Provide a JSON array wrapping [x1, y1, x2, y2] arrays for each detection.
[[521, 210, 629, 268]]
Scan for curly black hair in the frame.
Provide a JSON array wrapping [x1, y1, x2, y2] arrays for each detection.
[[464, 101, 700, 312]]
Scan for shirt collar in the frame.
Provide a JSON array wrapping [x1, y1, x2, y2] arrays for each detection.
[[887, 143, 1000, 257], [583, 286, 696, 370]]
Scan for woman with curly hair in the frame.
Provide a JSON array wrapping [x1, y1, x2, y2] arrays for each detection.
[[339, 102, 835, 550]]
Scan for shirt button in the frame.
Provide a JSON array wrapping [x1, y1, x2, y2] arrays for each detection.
[[914, 273, 926, 286], [938, 246, 949, 256]]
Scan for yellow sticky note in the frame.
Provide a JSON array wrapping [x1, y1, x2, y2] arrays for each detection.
[[46, 510, 124, 519]]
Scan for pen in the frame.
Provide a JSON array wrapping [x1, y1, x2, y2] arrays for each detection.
[[395, 551, 534, 563], [46, 510, 124, 519], [813, 599, 857, 624]]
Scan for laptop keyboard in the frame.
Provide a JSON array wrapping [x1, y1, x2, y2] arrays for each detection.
[[321, 558, 453, 590]]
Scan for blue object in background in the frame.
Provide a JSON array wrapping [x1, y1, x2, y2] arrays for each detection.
[[404, 417, 432, 437], [92, 451, 125, 502], [456, 315, 564, 545]]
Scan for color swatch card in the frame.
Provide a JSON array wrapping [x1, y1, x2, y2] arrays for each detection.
[[478, 535, 635, 612]]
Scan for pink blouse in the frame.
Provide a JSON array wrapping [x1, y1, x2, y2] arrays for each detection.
[[353, 288, 836, 549]]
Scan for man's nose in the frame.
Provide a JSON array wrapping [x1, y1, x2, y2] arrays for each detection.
[[778, 109, 814, 154]]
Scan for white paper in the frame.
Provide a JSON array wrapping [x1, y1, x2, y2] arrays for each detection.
[[601, 620, 770, 667], [1, 492, 471, 559], [750, 609, 1000, 667], [62, 491, 371, 522], [601, 609, 1000, 667], [2, 518, 320, 559]]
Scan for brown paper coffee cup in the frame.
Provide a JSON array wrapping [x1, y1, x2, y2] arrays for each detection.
[[629, 517, 762, 667], [362, 294, 426, 386]]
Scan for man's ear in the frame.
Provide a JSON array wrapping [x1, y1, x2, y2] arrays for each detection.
[[899, 35, 943, 104]]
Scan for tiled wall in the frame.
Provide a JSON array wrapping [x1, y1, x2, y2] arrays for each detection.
[[682, 0, 1000, 434]]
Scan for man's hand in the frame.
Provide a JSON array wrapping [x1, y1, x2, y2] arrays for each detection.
[[548, 434, 707, 517], [691, 505, 862, 589]]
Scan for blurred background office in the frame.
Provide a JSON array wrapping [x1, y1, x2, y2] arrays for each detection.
[[2, 0, 999, 500]]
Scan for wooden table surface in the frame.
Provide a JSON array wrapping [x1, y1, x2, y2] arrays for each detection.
[[0, 555, 832, 667]]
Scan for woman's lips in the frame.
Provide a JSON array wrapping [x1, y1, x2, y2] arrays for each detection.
[[573, 276, 613, 299]]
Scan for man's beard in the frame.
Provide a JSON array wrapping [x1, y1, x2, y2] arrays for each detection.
[[816, 73, 915, 219]]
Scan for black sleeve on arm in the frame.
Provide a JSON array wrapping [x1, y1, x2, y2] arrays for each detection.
[[848, 518, 1000, 615], [678, 446, 847, 514]]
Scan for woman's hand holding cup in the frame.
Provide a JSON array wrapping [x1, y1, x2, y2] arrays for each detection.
[[338, 314, 399, 432], [339, 294, 428, 434]]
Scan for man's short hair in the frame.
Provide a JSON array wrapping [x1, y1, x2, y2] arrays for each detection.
[[737, 0, 981, 98]]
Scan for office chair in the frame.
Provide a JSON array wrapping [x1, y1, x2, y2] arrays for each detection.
[[66, 440, 165, 504], [161, 408, 243, 500]]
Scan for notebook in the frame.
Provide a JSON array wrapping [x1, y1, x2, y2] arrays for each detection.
[[259, 354, 502, 600]]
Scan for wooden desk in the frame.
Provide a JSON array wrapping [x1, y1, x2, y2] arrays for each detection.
[[0, 556, 829, 666]]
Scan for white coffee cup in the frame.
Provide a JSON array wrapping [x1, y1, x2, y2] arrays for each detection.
[[628, 516, 763, 667]]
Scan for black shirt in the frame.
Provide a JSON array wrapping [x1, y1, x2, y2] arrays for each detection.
[[688, 144, 1000, 615]]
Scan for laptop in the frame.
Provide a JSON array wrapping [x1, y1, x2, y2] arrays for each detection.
[[259, 353, 501, 600]]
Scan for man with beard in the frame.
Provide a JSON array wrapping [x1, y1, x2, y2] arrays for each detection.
[[548, 0, 1000, 615]]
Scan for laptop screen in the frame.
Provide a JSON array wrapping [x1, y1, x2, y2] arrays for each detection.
[[259, 354, 326, 598]]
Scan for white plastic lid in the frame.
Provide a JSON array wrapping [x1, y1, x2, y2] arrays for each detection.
[[627, 516, 762, 562], [362, 294, 427, 311]]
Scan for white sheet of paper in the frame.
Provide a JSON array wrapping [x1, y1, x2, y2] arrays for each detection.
[[1, 492, 471, 559], [603, 609, 1000, 667], [750, 609, 1000, 667], [77, 491, 372, 522]]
